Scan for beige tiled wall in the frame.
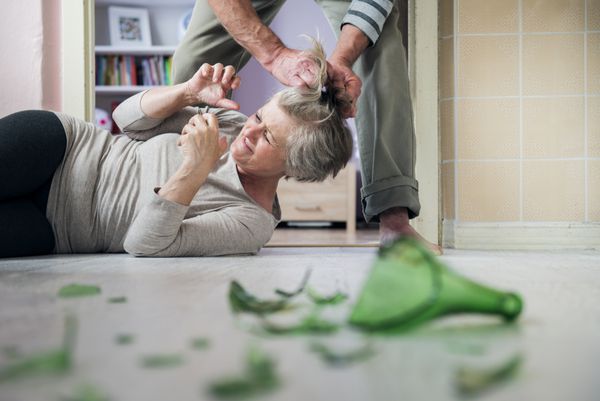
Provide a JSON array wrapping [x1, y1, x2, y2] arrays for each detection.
[[440, 0, 599, 224]]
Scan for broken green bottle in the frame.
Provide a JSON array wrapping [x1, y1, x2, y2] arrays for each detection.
[[349, 238, 523, 332]]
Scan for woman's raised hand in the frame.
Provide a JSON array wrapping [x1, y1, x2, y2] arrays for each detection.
[[178, 113, 228, 173], [185, 63, 242, 110]]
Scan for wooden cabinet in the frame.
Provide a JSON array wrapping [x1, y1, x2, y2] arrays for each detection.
[[277, 164, 356, 233]]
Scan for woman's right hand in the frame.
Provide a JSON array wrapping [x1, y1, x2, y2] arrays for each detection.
[[185, 63, 242, 110], [178, 113, 228, 175]]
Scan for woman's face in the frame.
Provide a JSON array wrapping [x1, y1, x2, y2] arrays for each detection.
[[231, 95, 295, 179]]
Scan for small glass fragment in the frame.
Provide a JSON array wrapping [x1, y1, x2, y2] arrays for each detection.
[[229, 281, 291, 315], [309, 341, 375, 367], [307, 288, 348, 305], [1, 345, 21, 359], [58, 284, 101, 298], [208, 346, 279, 399], [275, 269, 312, 298], [260, 313, 339, 335], [115, 334, 134, 345], [190, 337, 210, 350], [140, 354, 183, 368], [455, 354, 522, 396], [61, 384, 110, 401]]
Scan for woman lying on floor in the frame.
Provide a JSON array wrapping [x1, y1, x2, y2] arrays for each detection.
[[0, 41, 352, 258]]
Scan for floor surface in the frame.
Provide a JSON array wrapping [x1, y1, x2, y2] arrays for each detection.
[[0, 247, 599, 401]]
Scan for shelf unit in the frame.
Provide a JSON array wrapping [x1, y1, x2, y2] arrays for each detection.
[[94, 1, 193, 114]]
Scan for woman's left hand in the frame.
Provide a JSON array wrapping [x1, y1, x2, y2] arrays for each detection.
[[186, 63, 242, 110], [178, 113, 228, 175]]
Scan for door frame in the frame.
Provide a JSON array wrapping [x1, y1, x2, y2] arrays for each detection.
[[409, 0, 440, 244], [61, 0, 95, 121], [61, 0, 440, 244]]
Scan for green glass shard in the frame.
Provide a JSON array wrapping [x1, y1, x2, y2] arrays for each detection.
[[275, 269, 312, 298], [260, 313, 339, 335], [307, 288, 348, 305], [190, 337, 210, 350], [229, 281, 291, 315], [349, 238, 523, 332], [61, 384, 110, 401], [309, 341, 375, 367], [107, 296, 127, 303], [140, 354, 183, 368], [208, 346, 279, 399], [455, 354, 522, 396], [0, 315, 77, 381], [115, 334, 134, 345], [58, 284, 101, 298]]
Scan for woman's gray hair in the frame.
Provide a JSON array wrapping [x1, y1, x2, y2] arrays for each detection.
[[277, 37, 354, 183]]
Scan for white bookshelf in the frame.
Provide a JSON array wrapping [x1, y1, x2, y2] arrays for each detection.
[[94, 1, 193, 115], [95, 45, 177, 56]]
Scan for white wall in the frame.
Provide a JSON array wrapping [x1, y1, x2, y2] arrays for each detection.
[[0, 0, 61, 118]]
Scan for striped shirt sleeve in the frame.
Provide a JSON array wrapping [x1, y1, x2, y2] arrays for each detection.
[[341, 0, 394, 45]]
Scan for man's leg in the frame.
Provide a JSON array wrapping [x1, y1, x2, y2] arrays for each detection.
[[173, 0, 287, 84], [315, 0, 441, 253]]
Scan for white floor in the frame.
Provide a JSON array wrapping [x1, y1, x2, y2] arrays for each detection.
[[0, 247, 599, 401]]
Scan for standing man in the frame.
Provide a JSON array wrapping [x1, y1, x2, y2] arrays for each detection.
[[173, 0, 440, 253]]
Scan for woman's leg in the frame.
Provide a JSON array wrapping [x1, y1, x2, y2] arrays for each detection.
[[0, 199, 55, 258], [0, 110, 66, 257], [0, 110, 66, 202]]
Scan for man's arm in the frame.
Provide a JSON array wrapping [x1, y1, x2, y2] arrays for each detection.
[[207, 0, 319, 88], [326, 0, 394, 117]]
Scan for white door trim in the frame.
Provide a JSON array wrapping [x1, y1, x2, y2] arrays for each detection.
[[61, 0, 95, 121], [409, 0, 440, 244]]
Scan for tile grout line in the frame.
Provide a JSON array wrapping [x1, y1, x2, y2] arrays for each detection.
[[440, 94, 593, 101], [453, 0, 460, 225], [441, 157, 600, 163], [584, 0, 589, 222], [519, 0, 524, 222]]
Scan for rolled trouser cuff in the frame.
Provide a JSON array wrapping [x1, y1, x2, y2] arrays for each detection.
[[361, 176, 421, 222]]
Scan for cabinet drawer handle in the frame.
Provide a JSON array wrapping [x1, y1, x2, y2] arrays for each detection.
[[294, 205, 322, 212]]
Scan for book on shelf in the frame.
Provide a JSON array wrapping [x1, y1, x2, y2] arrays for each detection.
[[96, 55, 173, 87]]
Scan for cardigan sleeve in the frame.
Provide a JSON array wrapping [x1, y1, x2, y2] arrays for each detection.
[[122, 192, 274, 257]]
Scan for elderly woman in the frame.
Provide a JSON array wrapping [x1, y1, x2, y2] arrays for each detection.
[[0, 42, 352, 258]]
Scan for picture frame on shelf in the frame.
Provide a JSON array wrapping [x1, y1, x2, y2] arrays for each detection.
[[108, 6, 152, 47]]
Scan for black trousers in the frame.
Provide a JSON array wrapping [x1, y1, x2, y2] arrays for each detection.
[[0, 110, 66, 258]]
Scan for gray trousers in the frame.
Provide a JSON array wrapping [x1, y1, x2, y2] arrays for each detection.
[[172, 0, 420, 222]]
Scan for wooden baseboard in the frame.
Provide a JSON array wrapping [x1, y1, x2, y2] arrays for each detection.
[[442, 220, 600, 250]]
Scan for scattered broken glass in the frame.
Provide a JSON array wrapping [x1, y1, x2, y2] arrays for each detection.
[[229, 281, 292, 315], [140, 354, 183, 368], [349, 238, 523, 332], [107, 296, 127, 303], [208, 346, 279, 399], [455, 354, 522, 396], [309, 341, 375, 367], [0, 315, 76, 381], [58, 284, 101, 298]]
